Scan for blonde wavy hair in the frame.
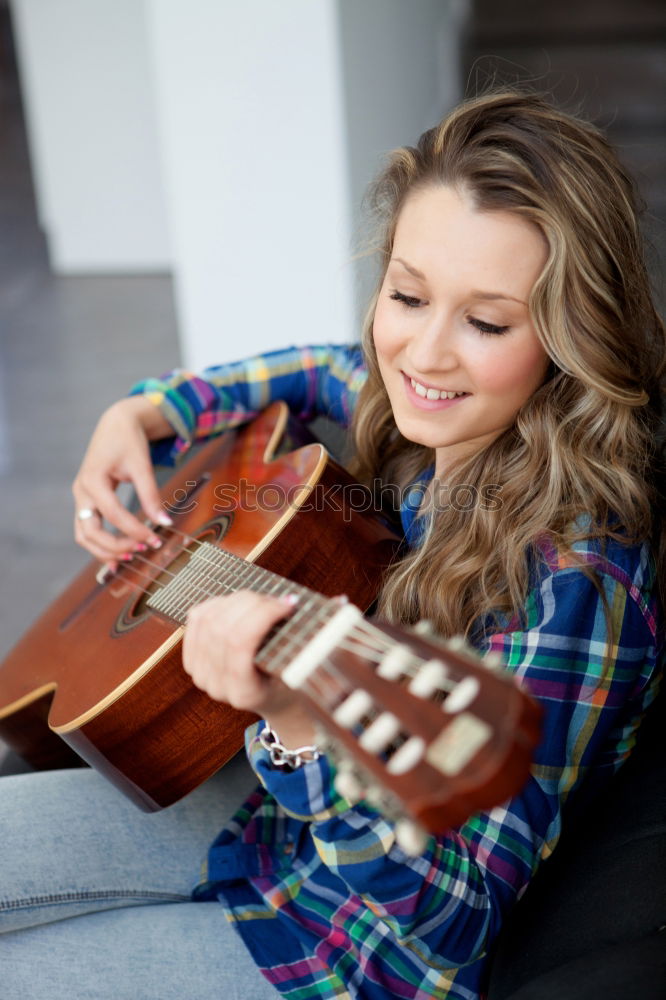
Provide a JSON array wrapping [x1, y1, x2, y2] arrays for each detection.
[[350, 90, 665, 640]]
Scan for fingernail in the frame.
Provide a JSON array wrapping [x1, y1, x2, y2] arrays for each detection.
[[281, 593, 299, 606], [156, 512, 173, 526], [121, 552, 134, 561], [134, 542, 148, 552], [148, 537, 162, 549]]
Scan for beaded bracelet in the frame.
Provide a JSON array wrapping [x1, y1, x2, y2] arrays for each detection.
[[258, 723, 322, 770]]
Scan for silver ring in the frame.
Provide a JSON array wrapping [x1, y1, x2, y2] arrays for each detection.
[[76, 507, 98, 522]]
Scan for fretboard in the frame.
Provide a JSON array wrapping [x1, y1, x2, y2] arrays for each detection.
[[146, 542, 346, 678]]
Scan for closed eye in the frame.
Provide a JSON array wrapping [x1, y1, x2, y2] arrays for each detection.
[[467, 316, 510, 336], [390, 290, 510, 335], [389, 289, 424, 308]]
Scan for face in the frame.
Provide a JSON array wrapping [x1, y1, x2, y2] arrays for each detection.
[[373, 184, 550, 476]]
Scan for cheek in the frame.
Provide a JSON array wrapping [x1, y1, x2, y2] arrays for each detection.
[[474, 342, 548, 400]]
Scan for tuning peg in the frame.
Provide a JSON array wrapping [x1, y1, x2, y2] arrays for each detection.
[[394, 818, 430, 856], [411, 619, 436, 636], [365, 784, 387, 808], [333, 689, 374, 729], [482, 651, 505, 671], [377, 643, 414, 681], [408, 659, 449, 698], [333, 764, 365, 805]]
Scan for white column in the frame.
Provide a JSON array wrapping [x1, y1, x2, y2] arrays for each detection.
[[145, 0, 355, 369]]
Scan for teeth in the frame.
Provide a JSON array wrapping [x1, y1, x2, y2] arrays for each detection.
[[410, 378, 466, 401]]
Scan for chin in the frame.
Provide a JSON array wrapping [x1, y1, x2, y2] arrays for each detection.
[[394, 421, 444, 450]]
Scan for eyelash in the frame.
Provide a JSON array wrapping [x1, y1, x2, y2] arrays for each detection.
[[388, 289, 510, 336]]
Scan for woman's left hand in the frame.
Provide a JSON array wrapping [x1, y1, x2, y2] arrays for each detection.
[[182, 590, 317, 748]]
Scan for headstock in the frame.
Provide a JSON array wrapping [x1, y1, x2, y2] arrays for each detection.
[[287, 615, 542, 853]]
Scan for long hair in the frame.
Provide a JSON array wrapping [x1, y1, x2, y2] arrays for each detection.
[[350, 90, 665, 639]]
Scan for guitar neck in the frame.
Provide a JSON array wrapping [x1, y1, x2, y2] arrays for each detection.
[[146, 541, 346, 681]]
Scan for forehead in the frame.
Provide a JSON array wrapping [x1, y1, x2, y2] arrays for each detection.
[[392, 185, 547, 295]]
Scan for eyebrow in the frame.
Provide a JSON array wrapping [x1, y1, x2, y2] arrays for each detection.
[[390, 257, 528, 306]]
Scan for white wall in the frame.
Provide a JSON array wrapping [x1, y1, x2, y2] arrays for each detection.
[[11, 0, 467, 369], [10, 0, 170, 272]]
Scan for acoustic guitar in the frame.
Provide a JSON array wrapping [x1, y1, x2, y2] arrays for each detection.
[[0, 403, 541, 849]]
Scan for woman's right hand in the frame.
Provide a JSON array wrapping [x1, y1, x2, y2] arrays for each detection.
[[72, 396, 175, 565]]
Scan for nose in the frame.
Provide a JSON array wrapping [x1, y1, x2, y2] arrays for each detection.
[[405, 313, 459, 375]]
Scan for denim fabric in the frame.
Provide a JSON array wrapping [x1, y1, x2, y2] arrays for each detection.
[[0, 757, 279, 999]]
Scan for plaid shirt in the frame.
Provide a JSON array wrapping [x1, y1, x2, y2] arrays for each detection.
[[133, 345, 663, 1000]]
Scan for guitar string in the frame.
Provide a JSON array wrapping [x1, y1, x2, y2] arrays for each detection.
[[125, 529, 442, 671], [110, 549, 320, 631], [161, 534, 461, 708], [142, 529, 451, 675], [112, 525, 333, 635], [123, 553, 419, 668], [112, 545, 412, 664], [108, 536, 358, 666], [118, 573, 408, 678], [102, 526, 432, 671]]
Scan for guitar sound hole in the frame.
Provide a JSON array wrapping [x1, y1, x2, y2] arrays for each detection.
[[113, 516, 232, 633]]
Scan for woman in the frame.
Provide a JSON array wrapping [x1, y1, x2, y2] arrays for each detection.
[[2, 91, 664, 1000]]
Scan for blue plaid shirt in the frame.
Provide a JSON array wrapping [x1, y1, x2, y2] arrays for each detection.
[[133, 344, 663, 999]]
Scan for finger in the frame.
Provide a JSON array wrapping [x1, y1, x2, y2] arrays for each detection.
[[189, 590, 298, 640], [73, 509, 141, 565], [223, 592, 299, 655], [73, 524, 126, 565], [73, 504, 146, 560], [94, 488, 165, 547], [74, 476, 164, 550], [183, 592, 299, 707], [129, 453, 173, 529]]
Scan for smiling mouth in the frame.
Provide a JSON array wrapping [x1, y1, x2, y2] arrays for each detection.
[[406, 374, 470, 401]]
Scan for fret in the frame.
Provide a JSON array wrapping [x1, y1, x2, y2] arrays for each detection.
[[146, 543, 355, 688], [254, 599, 331, 681], [279, 604, 364, 689], [275, 602, 333, 660], [147, 542, 323, 631]]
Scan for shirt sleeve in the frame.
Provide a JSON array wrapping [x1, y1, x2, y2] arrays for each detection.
[[247, 549, 662, 968], [129, 343, 366, 465]]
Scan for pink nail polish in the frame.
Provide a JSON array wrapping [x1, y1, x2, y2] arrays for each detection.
[[134, 543, 148, 552]]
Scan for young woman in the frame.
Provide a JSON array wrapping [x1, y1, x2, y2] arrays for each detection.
[[1, 91, 664, 1000]]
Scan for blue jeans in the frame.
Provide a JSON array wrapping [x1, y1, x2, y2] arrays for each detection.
[[0, 755, 280, 999]]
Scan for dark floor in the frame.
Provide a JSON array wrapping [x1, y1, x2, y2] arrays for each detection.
[[0, 8, 180, 764]]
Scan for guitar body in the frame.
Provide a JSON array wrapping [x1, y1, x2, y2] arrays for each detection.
[[0, 403, 398, 809]]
